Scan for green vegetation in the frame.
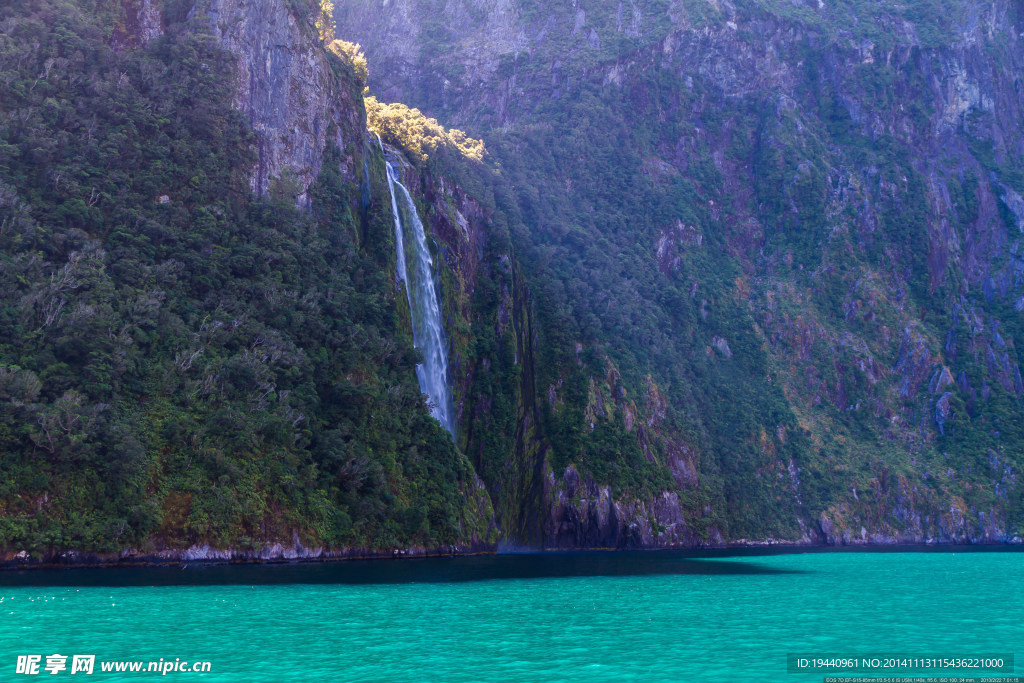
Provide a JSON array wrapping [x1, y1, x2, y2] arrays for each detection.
[[0, 0, 493, 554], [328, 40, 367, 87], [344, 0, 1024, 541], [1, 0, 1021, 556], [367, 96, 485, 163]]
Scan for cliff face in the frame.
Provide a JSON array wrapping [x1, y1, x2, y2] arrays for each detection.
[[0, 0, 504, 564], [116, 0, 368, 204], [336, 0, 523, 111], [337, 0, 1024, 546], [191, 0, 365, 205], [376, 137, 547, 545]]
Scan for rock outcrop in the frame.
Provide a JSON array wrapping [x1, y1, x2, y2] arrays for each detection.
[[192, 0, 365, 205]]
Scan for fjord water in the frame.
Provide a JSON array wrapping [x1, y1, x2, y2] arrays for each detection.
[[1, 549, 1021, 681], [382, 153, 456, 437]]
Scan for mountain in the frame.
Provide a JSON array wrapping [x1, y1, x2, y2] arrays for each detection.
[[336, 0, 1024, 545], [0, 0, 1020, 565], [0, 0, 496, 563]]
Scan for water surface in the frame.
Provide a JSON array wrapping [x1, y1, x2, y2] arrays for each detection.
[[1, 547, 1020, 681]]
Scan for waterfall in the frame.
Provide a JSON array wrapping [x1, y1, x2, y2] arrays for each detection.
[[379, 139, 456, 437]]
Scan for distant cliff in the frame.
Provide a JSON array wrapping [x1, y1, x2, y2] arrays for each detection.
[[336, 0, 1024, 546]]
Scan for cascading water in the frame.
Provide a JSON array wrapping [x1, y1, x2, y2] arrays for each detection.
[[378, 136, 456, 437]]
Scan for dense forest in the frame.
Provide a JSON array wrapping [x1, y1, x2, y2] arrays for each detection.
[[0, 0, 493, 557], [0, 0, 1021, 562]]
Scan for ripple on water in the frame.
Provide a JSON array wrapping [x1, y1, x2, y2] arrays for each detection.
[[0, 550, 1021, 682]]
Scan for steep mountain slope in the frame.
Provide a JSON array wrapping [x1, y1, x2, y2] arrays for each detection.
[[1, 0, 1020, 563], [0, 0, 498, 562], [336, 0, 1024, 545]]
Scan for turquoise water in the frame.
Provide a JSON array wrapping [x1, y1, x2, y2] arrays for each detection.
[[1, 548, 1021, 681]]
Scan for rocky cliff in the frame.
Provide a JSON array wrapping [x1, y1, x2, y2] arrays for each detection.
[[336, 0, 1024, 546], [117, 0, 368, 204], [192, 0, 366, 206]]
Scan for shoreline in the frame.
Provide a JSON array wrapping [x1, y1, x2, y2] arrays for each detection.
[[2, 536, 1021, 572]]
